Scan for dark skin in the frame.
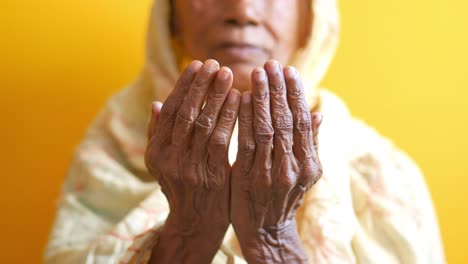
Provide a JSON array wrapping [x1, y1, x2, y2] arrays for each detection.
[[231, 63, 322, 264], [170, 0, 311, 92], [146, 60, 239, 263], [146, 0, 322, 263]]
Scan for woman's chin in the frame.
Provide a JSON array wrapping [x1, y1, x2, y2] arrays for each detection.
[[232, 76, 251, 93], [225, 62, 259, 93]]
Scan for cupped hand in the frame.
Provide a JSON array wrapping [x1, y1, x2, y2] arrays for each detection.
[[146, 60, 240, 263], [231, 61, 323, 264]]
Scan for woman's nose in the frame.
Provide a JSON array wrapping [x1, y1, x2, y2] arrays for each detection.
[[223, 0, 260, 27]]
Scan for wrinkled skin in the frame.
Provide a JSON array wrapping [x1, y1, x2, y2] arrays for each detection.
[[146, 60, 240, 263], [146, 60, 322, 264], [231, 62, 322, 264], [146, 0, 322, 263]]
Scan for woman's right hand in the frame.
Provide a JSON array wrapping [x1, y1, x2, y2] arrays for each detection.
[[145, 60, 240, 264]]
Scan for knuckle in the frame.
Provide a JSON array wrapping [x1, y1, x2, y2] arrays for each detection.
[[301, 162, 323, 186], [286, 78, 304, 98], [209, 133, 229, 149], [177, 106, 196, 123], [309, 172, 322, 186], [275, 168, 296, 190], [255, 132, 274, 143], [220, 109, 236, 122], [295, 112, 311, 132], [278, 177, 296, 191], [274, 159, 296, 190], [209, 89, 226, 101], [195, 113, 214, 134], [288, 85, 303, 98], [239, 140, 255, 154], [253, 91, 268, 102], [269, 82, 286, 94], [312, 169, 322, 184], [274, 112, 294, 131], [255, 124, 274, 143]]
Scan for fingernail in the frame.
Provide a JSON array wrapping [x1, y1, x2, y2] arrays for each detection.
[[190, 60, 203, 69], [205, 59, 219, 71], [228, 90, 240, 104], [151, 101, 162, 116], [273, 61, 281, 71], [284, 66, 297, 80], [218, 67, 231, 81], [266, 60, 281, 71], [242, 92, 252, 103], [254, 68, 266, 83]]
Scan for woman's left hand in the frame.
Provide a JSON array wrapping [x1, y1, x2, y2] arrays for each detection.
[[231, 61, 323, 264]]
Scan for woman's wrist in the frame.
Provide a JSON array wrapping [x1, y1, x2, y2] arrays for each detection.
[[237, 220, 308, 264], [149, 213, 228, 264]]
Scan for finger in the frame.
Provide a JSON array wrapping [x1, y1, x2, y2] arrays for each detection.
[[265, 62, 296, 222], [206, 89, 240, 189], [251, 66, 273, 177], [251, 67, 274, 225], [235, 92, 255, 175], [251, 66, 274, 155], [284, 66, 314, 162], [208, 89, 240, 155], [194, 67, 233, 143], [172, 59, 220, 149], [147, 101, 163, 141], [156, 60, 203, 144], [145, 101, 163, 177], [284, 66, 321, 188], [311, 112, 323, 152], [302, 112, 323, 189], [264, 60, 293, 155]]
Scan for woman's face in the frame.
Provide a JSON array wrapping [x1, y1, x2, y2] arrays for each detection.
[[172, 0, 310, 92]]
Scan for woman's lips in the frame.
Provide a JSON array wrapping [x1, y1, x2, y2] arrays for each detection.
[[214, 44, 268, 62]]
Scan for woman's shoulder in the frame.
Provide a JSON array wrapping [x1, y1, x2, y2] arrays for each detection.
[[318, 89, 418, 170], [347, 117, 420, 177], [73, 81, 154, 181], [317, 89, 423, 184], [345, 114, 430, 225]]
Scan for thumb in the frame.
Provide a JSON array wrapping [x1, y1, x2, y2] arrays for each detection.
[[311, 112, 323, 151], [147, 101, 163, 141]]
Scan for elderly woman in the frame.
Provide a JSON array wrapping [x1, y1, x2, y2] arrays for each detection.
[[45, 0, 445, 263]]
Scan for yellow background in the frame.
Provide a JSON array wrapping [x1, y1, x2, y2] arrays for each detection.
[[1, 0, 467, 262]]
